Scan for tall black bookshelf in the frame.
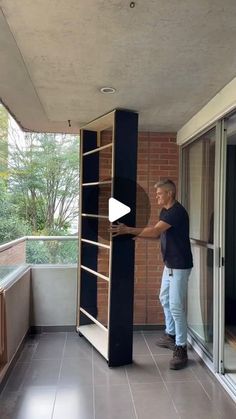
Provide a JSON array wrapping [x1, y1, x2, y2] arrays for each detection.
[[77, 109, 138, 367]]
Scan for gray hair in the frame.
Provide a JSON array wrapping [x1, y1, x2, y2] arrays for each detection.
[[154, 179, 176, 198]]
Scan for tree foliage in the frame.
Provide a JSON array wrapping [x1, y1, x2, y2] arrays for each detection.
[[0, 179, 30, 244], [26, 239, 77, 264], [8, 129, 80, 234], [0, 109, 30, 243], [0, 105, 8, 180]]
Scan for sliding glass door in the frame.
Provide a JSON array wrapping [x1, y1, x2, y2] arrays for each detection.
[[182, 127, 216, 356], [182, 114, 236, 398], [220, 113, 236, 383]]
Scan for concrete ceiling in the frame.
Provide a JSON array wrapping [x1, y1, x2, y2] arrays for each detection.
[[1, 0, 236, 134]]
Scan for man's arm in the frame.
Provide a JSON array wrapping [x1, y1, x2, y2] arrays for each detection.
[[109, 220, 171, 238]]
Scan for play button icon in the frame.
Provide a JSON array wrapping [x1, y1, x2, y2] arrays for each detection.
[[108, 198, 131, 222], [82, 176, 151, 241]]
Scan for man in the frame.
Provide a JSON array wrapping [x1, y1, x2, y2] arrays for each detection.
[[110, 179, 193, 370]]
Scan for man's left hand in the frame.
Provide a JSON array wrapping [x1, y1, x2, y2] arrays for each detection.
[[109, 222, 129, 237]]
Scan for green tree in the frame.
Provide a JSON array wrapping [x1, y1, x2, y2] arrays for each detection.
[[0, 179, 30, 244], [0, 109, 31, 244], [0, 105, 8, 182], [8, 131, 79, 234]]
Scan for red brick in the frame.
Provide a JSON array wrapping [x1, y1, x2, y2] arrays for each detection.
[[96, 130, 178, 326]]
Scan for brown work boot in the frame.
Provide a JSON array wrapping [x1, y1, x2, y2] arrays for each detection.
[[169, 345, 188, 370], [156, 333, 175, 350]]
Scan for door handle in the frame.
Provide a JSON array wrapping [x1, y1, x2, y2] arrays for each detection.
[[217, 247, 224, 267]]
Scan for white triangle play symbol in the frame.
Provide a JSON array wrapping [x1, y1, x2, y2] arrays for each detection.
[[108, 198, 131, 222]]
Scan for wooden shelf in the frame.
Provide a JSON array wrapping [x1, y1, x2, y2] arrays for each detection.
[[81, 213, 109, 219], [81, 238, 110, 249], [83, 143, 112, 156], [81, 265, 109, 281], [82, 181, 112, 187], [78, 324, 108, 360]]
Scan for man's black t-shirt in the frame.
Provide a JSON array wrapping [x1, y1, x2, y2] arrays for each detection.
[[160, 201, 193, 269]]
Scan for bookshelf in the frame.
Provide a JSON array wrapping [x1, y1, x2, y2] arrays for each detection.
[[77, 109, 138, 366]]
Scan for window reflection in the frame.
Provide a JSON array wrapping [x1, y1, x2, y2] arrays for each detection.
[[185, 133, 215, 242]]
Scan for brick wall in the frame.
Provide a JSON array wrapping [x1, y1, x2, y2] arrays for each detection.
[[97, 131, 112, 326], [97, 131, 179, 326], [134, 132, 178, 325], [0, 242, 26, 266]]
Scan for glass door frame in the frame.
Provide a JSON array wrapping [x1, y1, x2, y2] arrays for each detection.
[[214, 120, 226, 374], [180, 120, 224, 373], [216, 115, 236, 379]]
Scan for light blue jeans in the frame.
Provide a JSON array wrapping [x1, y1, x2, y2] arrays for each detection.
[[159, 266, 191, 347]]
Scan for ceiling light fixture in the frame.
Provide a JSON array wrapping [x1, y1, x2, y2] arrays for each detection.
[[130, 2, 135, 8], [100, 87, 116, 94]]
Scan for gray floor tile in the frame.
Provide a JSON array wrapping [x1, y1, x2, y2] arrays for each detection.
[[17, 337, 39, 363], [23, 359, 61, 387], [154, 353, 198, 382], [39, 332, 67, 340], [1, 332, 236, 419], [94, 384, 136, 419], [59, 357, 93, 386], [166, 380, 221, 418], [17, 347, 37, 363], [63, 335, 92, 359], [199, 379, 236, 418], [93, 350, 128, 386], [213, 400, 236, 418], [52, 385, 94, 419], [0, 386, 56, 419], [125, 354, 162, 383], [189, 357, 217, 382], [133, 332, 150, 355], [32, 338, 65, 360], [66, 331, 80, 339], [1, 363, 31, 393], [27, 334, 41, 342], [130, 382, 179, 419]]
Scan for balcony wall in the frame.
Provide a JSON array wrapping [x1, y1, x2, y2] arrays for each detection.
[[0, 242, 25, 266], [4, 268, 31, 362], [30, 265, 77, 327]]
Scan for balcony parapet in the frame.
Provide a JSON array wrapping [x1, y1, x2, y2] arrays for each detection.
[[0, 236, 78, 284]]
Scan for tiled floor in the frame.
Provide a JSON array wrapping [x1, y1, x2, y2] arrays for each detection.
[[0, 331, 236, 418]]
